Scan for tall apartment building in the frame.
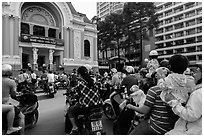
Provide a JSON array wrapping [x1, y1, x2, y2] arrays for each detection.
[[97, 2, 124, 20], [155, 2, 202, 65]]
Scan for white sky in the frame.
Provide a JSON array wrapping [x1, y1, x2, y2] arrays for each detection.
[[71, 1, 97, 20]]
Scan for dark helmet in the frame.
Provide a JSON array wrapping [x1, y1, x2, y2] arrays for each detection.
[[160, 59, 169, 68]]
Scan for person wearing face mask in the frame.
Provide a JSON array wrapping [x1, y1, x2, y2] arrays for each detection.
[[126, 67, 178, 135], [166, 64, 202, 135]]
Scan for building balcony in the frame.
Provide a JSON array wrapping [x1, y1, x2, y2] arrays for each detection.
[[19, 34, 64, 46]]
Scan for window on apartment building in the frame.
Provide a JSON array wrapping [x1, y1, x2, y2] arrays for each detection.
[[33, 25, 45, 36], [187, 46, 196, 53], [196, 27, 202, 33], [186, 37, 196, 44], [21, 22, 30, 34], [156, 36, 164, 41], [157, 6, 163, 12], [186, 20, 196, 27], [197, 45, 202, 51], [185, 11, 196, 18], [156, 28, 163, 34], [175, 31, 183, 38], [156, 43, 164, 49], [185, 2, 195, 10], [166, 49, 173, 55], [158, 13, 163, 19], [198, 55, 202, 60], [175, 48, 184, 54], [186, 28, 196, 35], [187, 55, 196, 61], [174, 6, 183, 13], [165, 10, 172, 16], [175, 40, 184, 46], [197, 17, 202, 24], [165, 2, 172, 8], [197, 9, 202, 15], [166, 41, 173, 47], [197, 36, 202, 42], [165, 18, 173, 24], [84, 40, 90, 57], [165, 26, 173, 32], [174, 14, 183, 21], [165, 34, 173, 40], [174, 23, 184, 29]]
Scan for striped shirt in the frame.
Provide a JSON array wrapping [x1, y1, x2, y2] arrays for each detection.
[[144, 86, 174, 135]]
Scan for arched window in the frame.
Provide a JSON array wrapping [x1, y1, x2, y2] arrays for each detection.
[[84, 40, 90, 57], [33, 25, 45, 36], [21, 23, 29, 34]]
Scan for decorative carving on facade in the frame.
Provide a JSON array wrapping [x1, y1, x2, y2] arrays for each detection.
[[74, 30, 81, 59], [49, 49, 55, 64], [22, 7, 56, 26], [57, 2, 72, 26], [32, 48, 38, 64]]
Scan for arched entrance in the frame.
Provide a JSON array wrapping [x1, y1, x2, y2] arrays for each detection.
[[20, 3, 65, 70]]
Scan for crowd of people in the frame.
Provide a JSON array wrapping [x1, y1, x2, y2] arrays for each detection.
[[2, 50, 202, 135]]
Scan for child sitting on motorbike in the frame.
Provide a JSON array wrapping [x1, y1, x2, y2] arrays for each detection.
[[67, 66, 103, 135]]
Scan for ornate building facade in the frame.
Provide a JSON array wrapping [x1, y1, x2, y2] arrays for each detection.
[[2, 2, 98, 72]]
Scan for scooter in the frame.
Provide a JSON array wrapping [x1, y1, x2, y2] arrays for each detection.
[[63, 92, 105, 135], [2, 88, 39, 134], [103, 86, 126, 120]]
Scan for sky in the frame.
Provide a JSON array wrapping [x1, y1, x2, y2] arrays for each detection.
[[71, 1, 97, 20]]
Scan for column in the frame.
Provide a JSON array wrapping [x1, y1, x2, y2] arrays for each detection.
[[3, 15, 10, 56], [69, 28, 74, 58], [49, 49, 55, 70], [32, 48, 38, 70], [63, 27, 69, 59], [29, 24, 34, 35], [45, 27, 49, 37], [13, 16, 19, 56], [81, 32, 84, 59], [93, 37, 97, 61]]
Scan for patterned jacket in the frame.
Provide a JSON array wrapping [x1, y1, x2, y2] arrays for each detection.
[[70, 78, 103, 107]]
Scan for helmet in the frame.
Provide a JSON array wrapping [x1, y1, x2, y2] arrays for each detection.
[[2, 64, 12, 76], [84, 64, 92, 72], [160, 59, 169, 68], [149, 50, 158, 56], [144, 58, 149, 63], [125, 66, 135, 74], [111, 68, 117, 73]]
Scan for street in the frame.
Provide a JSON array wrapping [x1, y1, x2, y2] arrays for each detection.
[[21, 89, 114, 135]]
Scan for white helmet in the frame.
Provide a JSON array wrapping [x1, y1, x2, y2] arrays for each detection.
[[2, 64, 12, 76], [111, 68, 117, 73], [125, 66, 135, 74], [149, 50, 158, 56]]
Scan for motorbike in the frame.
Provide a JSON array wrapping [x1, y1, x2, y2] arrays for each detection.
[[63, 92, 105, 135], [2, 88, 39, 134], [103, 86, 126, 120], [42, 82, 56, 98]]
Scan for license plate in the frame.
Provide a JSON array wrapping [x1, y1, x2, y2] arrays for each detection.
[[91, 120, 103, 131]]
